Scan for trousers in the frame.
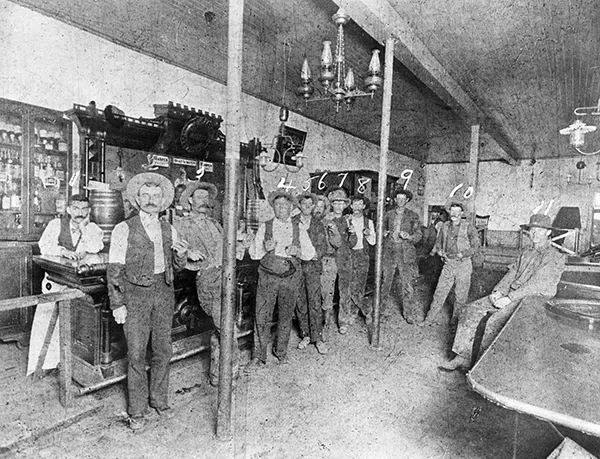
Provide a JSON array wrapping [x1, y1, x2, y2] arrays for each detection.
[[195, 266, 239, 386], [339, 249, 371, 327], [253, 260, 302, 362], [452, 295, 522, 362], [296, 259, 324, 342], [427, 258, 473, 321], [381, 251, 422, 322], [123, 274, 173, 416], [321, 256, 337, 311]]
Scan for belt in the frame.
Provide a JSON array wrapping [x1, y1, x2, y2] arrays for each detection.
[[446, 254, 471, 260]]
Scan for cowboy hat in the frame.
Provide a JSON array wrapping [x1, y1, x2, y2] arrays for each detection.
[[125, 172, 174, 212], [326, 187, 350, 205], [520, 213, 554, 230], [180, 181, 219, 210], [267, 189, 298, 208]]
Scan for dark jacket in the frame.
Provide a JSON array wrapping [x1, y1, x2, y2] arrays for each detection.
[[383, 207, 422, 264], [292, 214, 329, 261]]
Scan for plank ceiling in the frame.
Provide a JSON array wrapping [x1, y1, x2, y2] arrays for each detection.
[[12, 0, 600, 164]]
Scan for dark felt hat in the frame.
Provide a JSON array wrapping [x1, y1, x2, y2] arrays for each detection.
[[296, 191, 319, 204], [391, 188, 413, 202], [350, 194, 370, 208], [125, 172, 174, 212], [520, 213, 554, 230]]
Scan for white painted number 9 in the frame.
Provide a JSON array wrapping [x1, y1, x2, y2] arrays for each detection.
[[400, 169, 413, 189]]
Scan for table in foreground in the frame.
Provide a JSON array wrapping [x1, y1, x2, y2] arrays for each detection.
[[468, 296, 600, 437]]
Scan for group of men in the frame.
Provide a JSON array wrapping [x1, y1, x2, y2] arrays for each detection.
[[246, 186, 377, 371], [34, 170, 567, 432]]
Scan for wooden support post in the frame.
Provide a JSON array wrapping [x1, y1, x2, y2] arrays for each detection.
[[468, 124, 480, 220], [58, 299, 73, 407], [216, 0, 244, 442], [372, 37, 395, 349]]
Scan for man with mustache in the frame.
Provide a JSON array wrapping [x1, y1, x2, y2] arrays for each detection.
[[247, 189, 315, 370], [108, 173, 188, 431], [439, 213, 565, 372], [28, 194, 104, 375], [174, 181, 247, 386], [424, 202, 480, 326]]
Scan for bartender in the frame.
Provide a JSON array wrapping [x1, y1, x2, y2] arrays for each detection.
[[28, 194, 104, 375]]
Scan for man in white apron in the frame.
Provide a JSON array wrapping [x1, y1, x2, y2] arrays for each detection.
[[28, 194, 104, 375]]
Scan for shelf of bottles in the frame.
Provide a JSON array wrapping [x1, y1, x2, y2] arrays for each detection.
[[0, 113, 23, 231], [32, 118, 69, 230]]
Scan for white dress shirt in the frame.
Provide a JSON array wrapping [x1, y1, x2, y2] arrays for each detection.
[[38, 218, 104, 256], [350, 214, 375, 250], [249, 217, 316, 261], [109, 213, 179, 274]]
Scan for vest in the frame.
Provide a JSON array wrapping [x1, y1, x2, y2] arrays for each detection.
[[441, 219, 471, 255], [265, 218, 300, 252], [58, 218, 77, 251], [123, 215, 174, 286]]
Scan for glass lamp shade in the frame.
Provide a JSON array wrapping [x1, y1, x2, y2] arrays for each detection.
[[321, 41, 333, 66], [344, 68, 356, 91]]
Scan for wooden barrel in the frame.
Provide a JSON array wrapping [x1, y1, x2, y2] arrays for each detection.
[[89, 190, 125, 250]]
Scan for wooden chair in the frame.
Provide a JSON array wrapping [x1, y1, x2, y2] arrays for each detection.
[[475, 214, 490, 247]]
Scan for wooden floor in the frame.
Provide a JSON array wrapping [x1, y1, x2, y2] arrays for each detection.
[[2, 267, 600, 458]]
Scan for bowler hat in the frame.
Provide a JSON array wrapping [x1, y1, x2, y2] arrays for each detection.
[[267, 189, 298, 208], [520, 213, 554, 230], [180, 181, 218, 210], [391, 188, 413, 202], [125, 172, 174, 212]]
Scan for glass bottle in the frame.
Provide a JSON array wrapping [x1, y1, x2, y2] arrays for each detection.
[[2, 183, 12, 210], [10, 182, 20, 210], [56, 193, 66, 214]]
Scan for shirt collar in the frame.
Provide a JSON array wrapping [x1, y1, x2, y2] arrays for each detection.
[[69, 220, 81, 233], [140, 211, 160, 225]]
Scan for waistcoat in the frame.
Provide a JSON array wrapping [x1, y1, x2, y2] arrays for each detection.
[[123, 215, 174, 286], [58, 218, 77, 251], [441, 220, 471, 254]]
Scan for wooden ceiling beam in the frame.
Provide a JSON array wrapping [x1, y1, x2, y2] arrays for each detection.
[[332, 0, 519, 165]]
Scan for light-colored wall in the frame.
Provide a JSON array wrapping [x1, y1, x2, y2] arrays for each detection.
[[426, 158, 595, 248], [0, 0, 420, 219]]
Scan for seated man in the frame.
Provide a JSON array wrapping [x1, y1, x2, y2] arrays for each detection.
[[439, 213, 566, 372]]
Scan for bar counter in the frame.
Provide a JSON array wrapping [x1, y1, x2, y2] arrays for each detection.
[[32, 254, 256, 391]]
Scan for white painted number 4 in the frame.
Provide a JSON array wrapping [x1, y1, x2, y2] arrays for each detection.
[[277, 176, 296, 192]]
